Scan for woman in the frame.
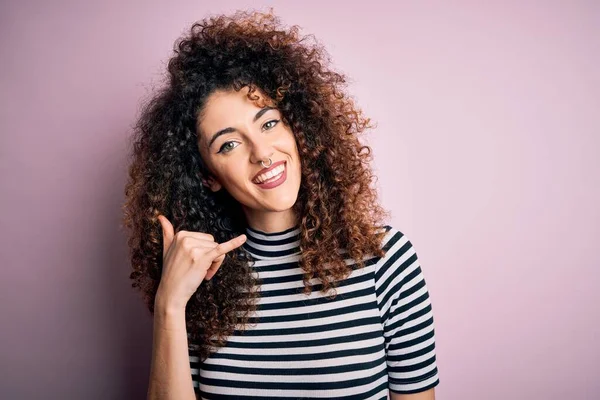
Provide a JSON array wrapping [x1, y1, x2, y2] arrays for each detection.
[[122, 9, 440, 400]]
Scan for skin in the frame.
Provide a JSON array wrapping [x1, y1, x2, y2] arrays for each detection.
[[196, 85, 302, 233], [390, 388, 435, 400]]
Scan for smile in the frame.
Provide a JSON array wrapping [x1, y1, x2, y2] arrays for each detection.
[[253, 164, 285, 183], [252, 162, 287, 189]]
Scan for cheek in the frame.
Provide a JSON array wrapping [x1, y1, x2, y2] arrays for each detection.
[[216, 162, 250, 190], [283, 130, 299, 154]]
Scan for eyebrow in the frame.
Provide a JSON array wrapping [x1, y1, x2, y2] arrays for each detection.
[[207, 106, 276, 149]]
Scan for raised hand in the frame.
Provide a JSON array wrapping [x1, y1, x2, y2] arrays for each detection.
[[155, 214, 247, 311]]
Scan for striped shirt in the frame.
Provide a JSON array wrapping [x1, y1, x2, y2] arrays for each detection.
[[189, 224, 440, 399]]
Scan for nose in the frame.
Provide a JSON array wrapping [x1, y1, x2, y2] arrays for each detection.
[[249, 137, 275, 165]]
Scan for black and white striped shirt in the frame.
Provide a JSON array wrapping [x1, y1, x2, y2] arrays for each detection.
[[189, 224, 440, 399]]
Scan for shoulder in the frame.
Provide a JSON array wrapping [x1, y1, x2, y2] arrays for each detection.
[[375, 224, 415, 254], [372, 224, 421, 278]]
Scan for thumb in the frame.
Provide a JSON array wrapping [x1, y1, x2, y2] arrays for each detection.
[[157, 214, 174, 258]]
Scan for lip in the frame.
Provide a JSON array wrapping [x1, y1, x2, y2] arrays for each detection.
[[252, 160, 286, 182], [254, 163, 287, 189]]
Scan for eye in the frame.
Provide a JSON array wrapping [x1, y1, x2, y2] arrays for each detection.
[[262, 119, 280, 130], [217, 141, 240, 154], [216, 120, 280, 154]]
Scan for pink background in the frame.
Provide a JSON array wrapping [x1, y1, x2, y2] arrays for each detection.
[[1, 1, 598, 399]]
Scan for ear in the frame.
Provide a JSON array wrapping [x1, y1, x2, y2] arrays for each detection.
[[202, 175, 223, 192]]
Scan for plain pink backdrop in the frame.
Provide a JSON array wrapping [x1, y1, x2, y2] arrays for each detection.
[[1, 1, 598, 399]]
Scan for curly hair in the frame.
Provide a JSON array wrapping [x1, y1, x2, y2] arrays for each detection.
[[121, 8, 390, 361]]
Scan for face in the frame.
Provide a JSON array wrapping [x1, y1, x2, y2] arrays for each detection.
[[196, 86, 302, 226]]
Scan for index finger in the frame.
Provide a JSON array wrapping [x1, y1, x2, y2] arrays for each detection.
[[209, 234, 247, 258]]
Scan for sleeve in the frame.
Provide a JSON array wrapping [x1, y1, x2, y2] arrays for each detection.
[[374, 226, 440, 394]]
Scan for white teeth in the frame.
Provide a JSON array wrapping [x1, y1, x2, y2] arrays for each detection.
[[254, 165, 285, 184]]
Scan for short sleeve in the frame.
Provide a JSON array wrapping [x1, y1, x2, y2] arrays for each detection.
[[374, 226, 440, 394]]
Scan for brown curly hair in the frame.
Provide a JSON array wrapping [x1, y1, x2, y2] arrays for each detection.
[[121, 8, 390, 361]]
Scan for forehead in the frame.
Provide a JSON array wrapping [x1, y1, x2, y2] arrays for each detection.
[[199, 88, 270, 128], [205, 88, 252, 114]]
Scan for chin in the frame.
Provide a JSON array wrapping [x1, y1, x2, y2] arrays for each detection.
[[269, 195, 299, 211]]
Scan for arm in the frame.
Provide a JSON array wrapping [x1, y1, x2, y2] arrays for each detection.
[[390, 388, 435, 400], [147, 299, 196, 400], [148, 215, 245, 400]]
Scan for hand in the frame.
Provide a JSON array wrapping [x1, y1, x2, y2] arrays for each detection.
[[155, 214, 247, 311]]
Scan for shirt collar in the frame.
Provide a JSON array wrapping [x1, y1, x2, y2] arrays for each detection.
[[242, 224, 301, 261]]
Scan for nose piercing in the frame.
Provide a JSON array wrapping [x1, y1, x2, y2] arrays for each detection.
[[260, 158, 273, 168]]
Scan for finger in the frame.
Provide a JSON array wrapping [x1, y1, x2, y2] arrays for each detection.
[[209, 234, 247, 259], [174, 235, 220, 253], [157, 215, 174, 258], [205, 253, 225, 281], [173, 230, 216, 243]]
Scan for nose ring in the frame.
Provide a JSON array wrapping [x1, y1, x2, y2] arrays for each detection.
[[260, 158, 273, 168]]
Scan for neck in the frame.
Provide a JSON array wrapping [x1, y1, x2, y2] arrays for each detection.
[[243, 207, 299, 234]]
